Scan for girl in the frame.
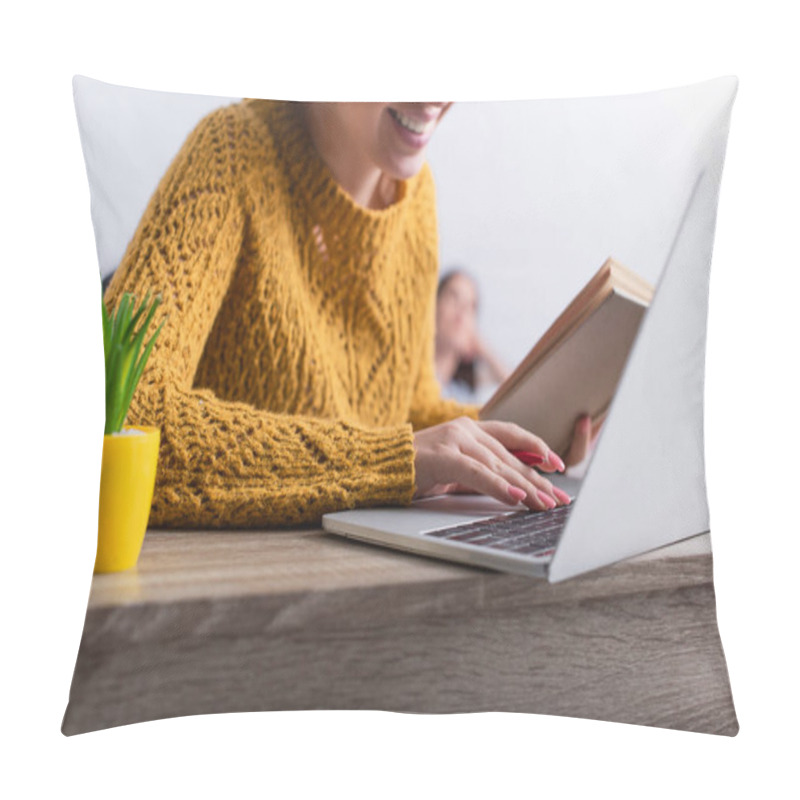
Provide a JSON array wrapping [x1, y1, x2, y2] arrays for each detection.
[[435, 268, 509, 405]]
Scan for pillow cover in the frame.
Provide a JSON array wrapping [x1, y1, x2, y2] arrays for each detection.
[[63, 75, 739, 735]]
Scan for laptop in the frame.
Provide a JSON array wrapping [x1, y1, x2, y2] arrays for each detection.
[[323, 172, 711, 582]]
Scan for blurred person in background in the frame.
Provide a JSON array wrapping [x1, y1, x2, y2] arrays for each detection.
[[435, 268, 509, 405]]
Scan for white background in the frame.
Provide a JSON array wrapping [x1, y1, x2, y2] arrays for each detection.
[[2, 1, 798, 797]]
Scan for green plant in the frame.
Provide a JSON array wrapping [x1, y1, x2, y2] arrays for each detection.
[[102, 290, 166, 435]]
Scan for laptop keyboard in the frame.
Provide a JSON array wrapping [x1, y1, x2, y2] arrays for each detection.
[[424, 503, 573, 557]]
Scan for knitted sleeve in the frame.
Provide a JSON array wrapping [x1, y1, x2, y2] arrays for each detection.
[[104, 105, 417, 528]]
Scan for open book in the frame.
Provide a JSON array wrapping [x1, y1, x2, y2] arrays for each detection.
[[479, 257, 655, 457]]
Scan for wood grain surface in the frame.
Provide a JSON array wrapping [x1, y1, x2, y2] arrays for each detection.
[[63, 528, 738, 736]]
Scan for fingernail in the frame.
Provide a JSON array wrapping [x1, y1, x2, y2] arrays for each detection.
[[537, 490, 556, 509], [553, 487, 572, 505], [548, 451, 566, 472], [511, 450, 546, 466], [581, 416, 592, 431], [508, 486, 527, 503]]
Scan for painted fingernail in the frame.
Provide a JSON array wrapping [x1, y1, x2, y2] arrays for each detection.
[[537, 490, 556, 509], [553, 487, 572, 505], [510, 450, 546, 466], [548, 452, 566, 472], [508, 486, 527, 503]]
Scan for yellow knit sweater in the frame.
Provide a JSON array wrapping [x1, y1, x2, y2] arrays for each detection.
[[104, 99, 481, 528]]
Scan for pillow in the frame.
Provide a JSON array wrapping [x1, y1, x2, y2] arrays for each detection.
[[63, 75, 739, 736]]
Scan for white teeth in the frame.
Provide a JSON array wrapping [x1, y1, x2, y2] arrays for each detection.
[[390, 108, 433, 135]]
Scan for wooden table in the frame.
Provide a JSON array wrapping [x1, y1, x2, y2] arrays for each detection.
[[62, 526, 738, 736]]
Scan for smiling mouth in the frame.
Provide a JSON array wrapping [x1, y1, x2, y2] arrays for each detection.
[[388, 107, 436, 136]]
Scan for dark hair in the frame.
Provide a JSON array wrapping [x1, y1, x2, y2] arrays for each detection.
[[437, 268, 478, 305], [437, 268, 478, 393]]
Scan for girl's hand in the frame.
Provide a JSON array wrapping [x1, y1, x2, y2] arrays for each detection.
[[563, 413, 604, 468], [412, 417, 571, 511]]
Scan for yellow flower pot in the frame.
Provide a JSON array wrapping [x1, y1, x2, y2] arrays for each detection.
[[95, 426, 160, 574]]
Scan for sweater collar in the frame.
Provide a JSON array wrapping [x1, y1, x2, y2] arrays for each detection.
[[244, 99, 424, 239]]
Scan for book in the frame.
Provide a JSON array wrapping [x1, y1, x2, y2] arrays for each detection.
[[479, 257, 655, 457]]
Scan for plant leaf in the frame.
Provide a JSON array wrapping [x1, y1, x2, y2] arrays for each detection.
[[106, 294, 134, 434], [119, 297, 161, 409], [101, 293, 112, 363], [105, 340, 126, 434], [104, 291, 165, 433], [127, 290, 152, 338], [123, 315, 166, 422], [118, 293, 139, 347], [110, 293, 131, 350]]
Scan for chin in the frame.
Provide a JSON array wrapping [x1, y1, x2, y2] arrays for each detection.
[[387, 155, 427, 181]]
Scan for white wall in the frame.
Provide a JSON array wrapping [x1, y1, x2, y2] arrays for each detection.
[[427, 82, 727, 367], [73, 76, 234, 283]]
